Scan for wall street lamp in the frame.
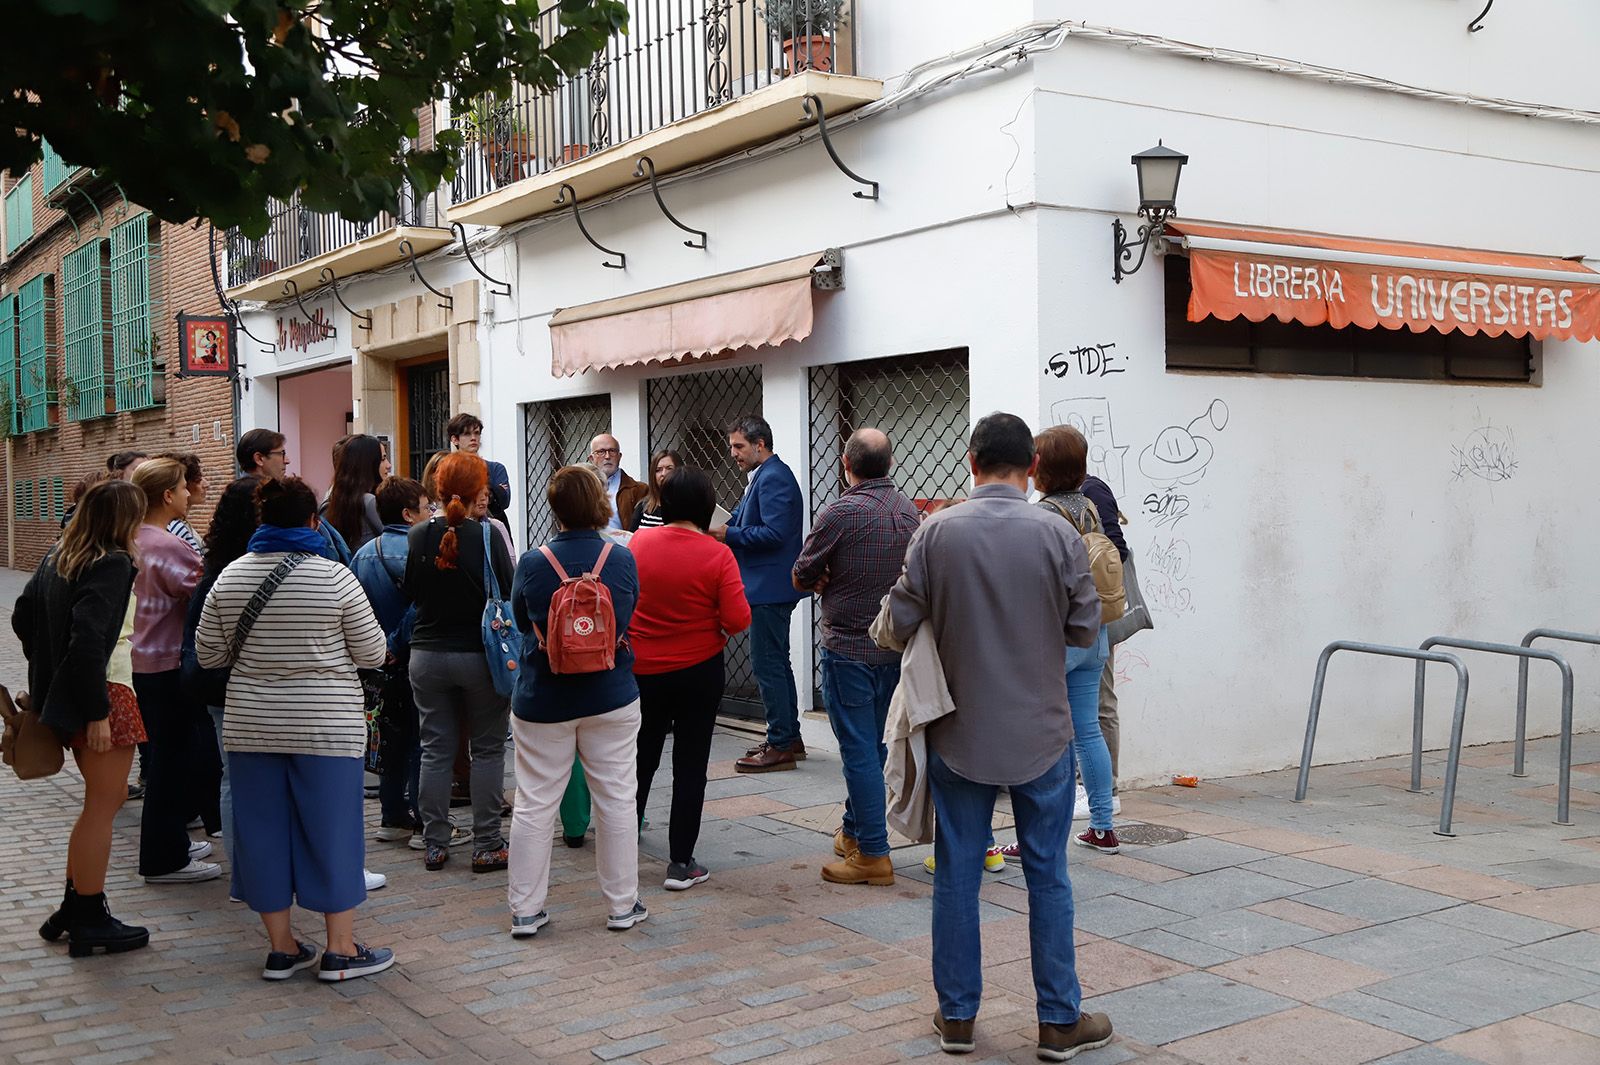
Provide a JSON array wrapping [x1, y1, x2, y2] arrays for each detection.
[[1112, 141, 1188, 283]]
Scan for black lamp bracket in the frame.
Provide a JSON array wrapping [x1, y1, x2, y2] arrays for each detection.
[[634, 156, 707, 249], [450, 222, 513, 297], [801, 94, 879, 200], [1112, 206, 1174, 284], [207, 222, 275, 355], [319, 268, 373, 332], [555, 184, 626, 269]]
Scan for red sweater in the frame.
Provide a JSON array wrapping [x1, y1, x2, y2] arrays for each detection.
[[629, 525, 752, 675]]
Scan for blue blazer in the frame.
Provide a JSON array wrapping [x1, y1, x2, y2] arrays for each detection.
[[725, 453, 805, 606]]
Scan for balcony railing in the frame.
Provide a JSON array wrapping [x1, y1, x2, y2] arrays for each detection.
[[225, 184, 440, 290], [451, 0, 858, 204]]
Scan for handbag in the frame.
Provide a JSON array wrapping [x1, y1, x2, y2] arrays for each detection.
[[478, 522, 524, 698], [0, 685, 64, 780], [1105, 549, 1154, 646]]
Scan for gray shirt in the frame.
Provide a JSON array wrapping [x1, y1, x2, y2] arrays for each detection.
[[887, 482, 1101, 786]]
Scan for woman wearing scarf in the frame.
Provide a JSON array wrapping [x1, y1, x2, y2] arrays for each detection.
[[196, 478, 393, 981]]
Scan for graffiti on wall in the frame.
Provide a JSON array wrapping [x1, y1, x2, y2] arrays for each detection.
[[1046, 342, 1127, 379], [1049, 396, 1130, 498], [1138, 399, 1230, 487], [1450, 420, 1517, 483]]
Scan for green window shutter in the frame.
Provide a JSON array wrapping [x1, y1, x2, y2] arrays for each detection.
[[42, 142, 73, 193], [52, 477, 64, 522], [22, 480, 33, 521], [62, 239, 108, 421], [4, 175, 34, 255], [110, 215, 158, 412], [0, 293, 16, 434], [17, 275, 51, 432]]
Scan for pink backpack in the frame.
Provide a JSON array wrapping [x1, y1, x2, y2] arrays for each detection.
[[532, 543, 617, 674]]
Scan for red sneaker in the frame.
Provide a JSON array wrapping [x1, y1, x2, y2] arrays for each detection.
[[1074, 828, 1120, 854]]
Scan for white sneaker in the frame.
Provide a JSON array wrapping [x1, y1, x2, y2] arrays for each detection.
[[1072, 784, 1090, 820], [363, 869, 387, 891], [188, 839, 213, 860], [145, 860, 222, 884], [1111, 794, 1122, 816]]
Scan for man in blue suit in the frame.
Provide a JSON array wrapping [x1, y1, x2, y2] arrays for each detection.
[[713, 414, 807, 773]]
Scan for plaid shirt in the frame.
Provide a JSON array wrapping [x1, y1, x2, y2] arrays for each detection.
[[793, 477, 921, 663]]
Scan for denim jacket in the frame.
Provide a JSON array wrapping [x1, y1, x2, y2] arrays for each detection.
[[352, 525, 411, 637]]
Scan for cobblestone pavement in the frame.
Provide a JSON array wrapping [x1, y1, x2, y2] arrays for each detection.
[[4, 563, 1600, 1064]]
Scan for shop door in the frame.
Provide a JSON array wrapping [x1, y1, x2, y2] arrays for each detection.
[[807, 349, 971, 702], [646, 365, 764, 718], [523, 394, 612, 546], [403, 360, 450, 480]]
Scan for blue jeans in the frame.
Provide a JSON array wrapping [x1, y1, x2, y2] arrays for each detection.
[[929, 746, 1080, 1026], [820, 648, 899, 858], [749, 603, 800, 749], [1068, 627, 1114, 832]]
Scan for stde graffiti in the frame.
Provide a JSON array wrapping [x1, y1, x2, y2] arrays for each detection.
[[277, 308, 335, 353]]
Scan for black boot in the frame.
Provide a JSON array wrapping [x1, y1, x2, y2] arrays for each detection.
[[39, 879, 74, 942], [66, 892, 149, 958]]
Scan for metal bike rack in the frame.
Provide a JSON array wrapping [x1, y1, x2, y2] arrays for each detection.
[[1417, 636, 1574, 827], [1295, 641, 1470, 837], [1518, 628, 1598, 787]]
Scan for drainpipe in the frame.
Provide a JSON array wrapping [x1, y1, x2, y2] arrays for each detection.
[[6, 436, 13, 569]]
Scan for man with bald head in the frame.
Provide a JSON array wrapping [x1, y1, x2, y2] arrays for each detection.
[[589, 432, 649, 532], [793, 428, 921, 886]]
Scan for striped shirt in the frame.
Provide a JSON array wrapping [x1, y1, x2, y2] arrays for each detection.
[[195, 552, 388, 758], [166, 518, 205, 556]]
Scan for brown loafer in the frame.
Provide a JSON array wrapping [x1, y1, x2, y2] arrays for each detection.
[[735, 745, 796, 774], [933, 1014, 975, 1054], [833, 829, 858, 857], [821, 851, 894, 886], [743, 739, 807, 761], [1037, 1013, 1112, 1061]]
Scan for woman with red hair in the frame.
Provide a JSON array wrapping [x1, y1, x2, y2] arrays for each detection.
[[402, 452, 515, 875]]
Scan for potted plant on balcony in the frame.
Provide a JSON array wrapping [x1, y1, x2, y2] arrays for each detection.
[[461, 94, 532, 185], [761, 0, 848, 75]]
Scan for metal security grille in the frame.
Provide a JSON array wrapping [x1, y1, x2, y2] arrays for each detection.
[[807, 350, 971, 691], [17, 275, 52, 433], [406, 362, 451, 480], [111, 214, 161, 412], [522, 394, 612, 547], [62, 239, 107, 421], [0, 294, 17, 434], [647, 364, 763, 714]]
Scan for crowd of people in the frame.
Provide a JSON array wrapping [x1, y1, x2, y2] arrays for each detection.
[[14, 408, 1135, 1060]]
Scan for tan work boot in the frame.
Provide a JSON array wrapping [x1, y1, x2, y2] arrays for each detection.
[[833, 829, 858, 857], [1037, 1013, 1113, 1061], [821, 851, 895, 886]]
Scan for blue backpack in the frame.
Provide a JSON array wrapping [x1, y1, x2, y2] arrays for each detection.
[[479, 522, 524, 697]]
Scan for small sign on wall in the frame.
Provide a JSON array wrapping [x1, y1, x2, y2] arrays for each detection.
[[176, 314, 235, 377]]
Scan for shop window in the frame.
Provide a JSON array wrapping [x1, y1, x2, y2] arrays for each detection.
[[522, 393, 611, 548], [1164, 255, 1534, 383]]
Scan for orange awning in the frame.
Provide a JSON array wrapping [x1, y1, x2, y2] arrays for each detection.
[[1167, 221, 1600, 343], [548, 251, 838, 377]]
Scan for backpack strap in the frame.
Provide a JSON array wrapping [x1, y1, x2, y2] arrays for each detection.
[[588, 541, 614, 578], [230, 552, 309, 659], [537, 545, 572, 582]]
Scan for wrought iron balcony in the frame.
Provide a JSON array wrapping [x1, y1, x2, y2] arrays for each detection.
[[224, 185, 441, 291], [451, 0, 859, 205]]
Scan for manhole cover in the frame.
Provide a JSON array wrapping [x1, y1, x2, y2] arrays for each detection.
[[1116, 824, 1188, 846]]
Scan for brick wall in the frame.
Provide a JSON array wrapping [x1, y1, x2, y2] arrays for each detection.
[[2, 168, 235, 571]]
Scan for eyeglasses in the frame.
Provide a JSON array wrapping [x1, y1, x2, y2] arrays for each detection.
[[266, 450, 288, 459], [592, 447, 620, 457]]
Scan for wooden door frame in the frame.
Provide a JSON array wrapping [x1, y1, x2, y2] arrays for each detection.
[[394, 352, 448, 483]]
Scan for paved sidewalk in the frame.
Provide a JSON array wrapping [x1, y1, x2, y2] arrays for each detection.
[[3, 563, 1600, 1064]]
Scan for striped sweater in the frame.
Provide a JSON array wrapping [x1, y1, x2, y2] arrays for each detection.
[[195, 551, 388, 758]]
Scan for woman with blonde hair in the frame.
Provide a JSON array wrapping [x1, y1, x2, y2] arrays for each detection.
[[14, 480, 151, 956], [128, 458, 216, 884], [404, 452, 515, 874]]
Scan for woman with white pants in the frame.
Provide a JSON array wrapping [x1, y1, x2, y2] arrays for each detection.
[[506, 465, 644, 937]]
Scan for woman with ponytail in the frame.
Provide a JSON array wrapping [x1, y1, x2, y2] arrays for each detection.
[[403, 452, 515, 875]]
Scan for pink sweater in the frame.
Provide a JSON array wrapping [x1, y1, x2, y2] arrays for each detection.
[[131, 524, 203, 673]]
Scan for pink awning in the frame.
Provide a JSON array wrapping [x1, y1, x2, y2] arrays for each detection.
[[548, 251, 835, 377]]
